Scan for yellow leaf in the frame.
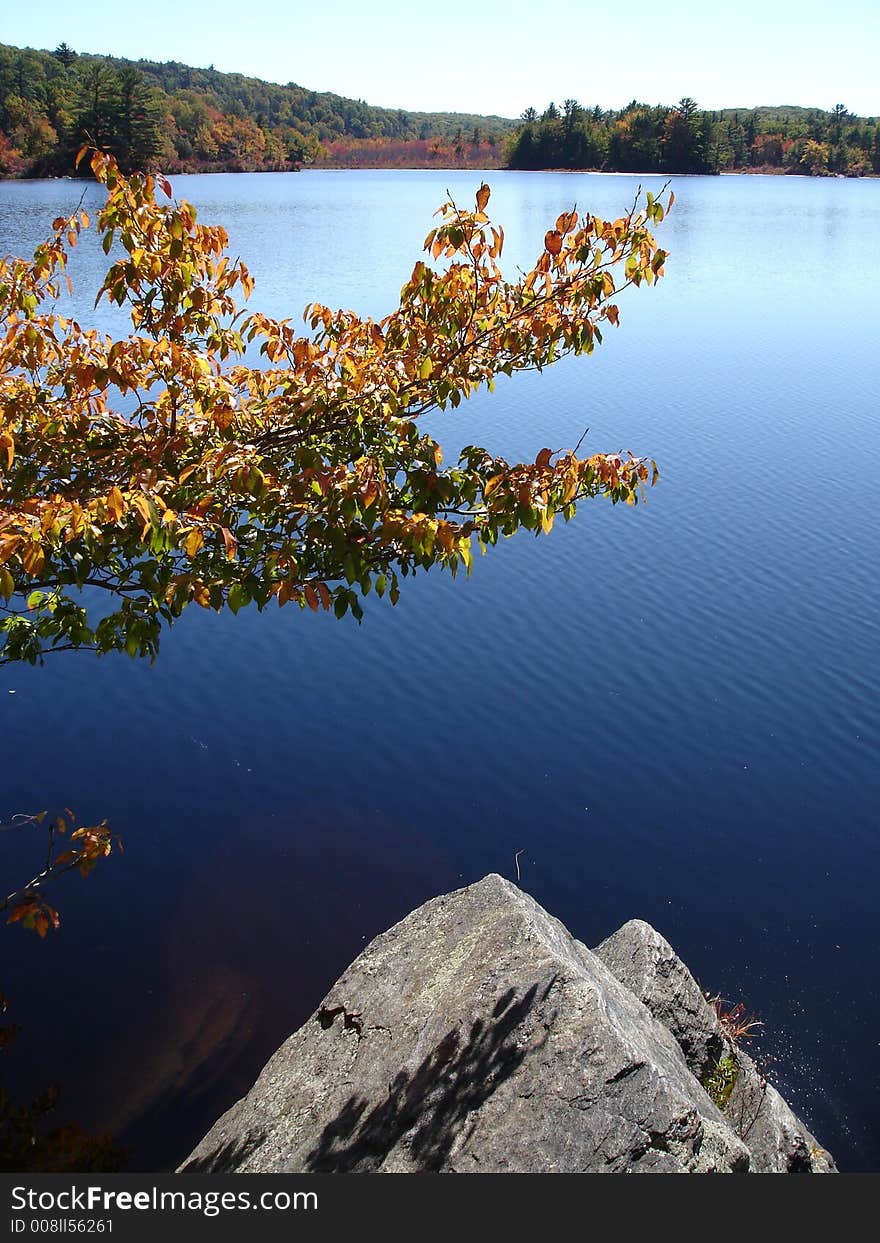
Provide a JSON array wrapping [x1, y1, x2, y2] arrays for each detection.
[[21, 543, 45, 576], [106, 486, 125, 521], [132, 495, 152, 528], [185, 528, 204, 558]]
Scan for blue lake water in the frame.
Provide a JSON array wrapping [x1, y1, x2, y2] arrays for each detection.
[[1, 169, 878, 1171]]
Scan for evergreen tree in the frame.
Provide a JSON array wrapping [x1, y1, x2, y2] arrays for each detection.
[[116, 66, 163, 172], [52, 43, 77, 69], [69, 61, 121, 161]]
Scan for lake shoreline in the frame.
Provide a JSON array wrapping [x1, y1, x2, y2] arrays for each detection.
[[3, 164, 878, 183]]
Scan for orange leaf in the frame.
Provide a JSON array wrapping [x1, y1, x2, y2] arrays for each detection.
[[544, 230, 563, 256], [535, 447, 553, 469], [475, 183, 490, 212], [0, 432, 14, 469], [21, 543, 45, 576]]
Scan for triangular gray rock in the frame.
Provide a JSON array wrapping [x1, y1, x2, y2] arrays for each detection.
[[594, 918, 835, 1173], [594, 919, 727, 1082], [181, 876, 833, 1173]]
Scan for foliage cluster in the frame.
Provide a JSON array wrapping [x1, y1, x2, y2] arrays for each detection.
[[0, 150, 670, 672], [702, 1054, 740, 1111]]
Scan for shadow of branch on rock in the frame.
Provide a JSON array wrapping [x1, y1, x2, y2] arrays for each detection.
[[180, 1127, 266, 1173], [304, 981, 551, 1172]]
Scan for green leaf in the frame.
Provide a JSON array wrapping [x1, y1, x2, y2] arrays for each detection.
[[227, 583, 250, 614]]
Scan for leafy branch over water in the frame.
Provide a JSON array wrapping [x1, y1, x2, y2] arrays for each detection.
[[0, 148, 671, 669]]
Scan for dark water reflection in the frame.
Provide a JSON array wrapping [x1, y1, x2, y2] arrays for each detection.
[[1, 170, 878, 1170]]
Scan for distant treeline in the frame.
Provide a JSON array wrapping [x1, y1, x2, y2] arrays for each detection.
[[318, 135, 506, 169], [0, 42, 515, 176], [3, 42, 878, 181], [506, 98, 880, 175]]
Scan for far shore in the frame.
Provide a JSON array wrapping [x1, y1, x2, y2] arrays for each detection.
[[2, 164, 877, 182]]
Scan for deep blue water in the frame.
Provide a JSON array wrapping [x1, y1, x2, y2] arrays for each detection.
[[1, 170, 878, 1171]]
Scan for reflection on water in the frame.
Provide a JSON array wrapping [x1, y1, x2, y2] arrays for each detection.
[[1, 170, 879, 1171]]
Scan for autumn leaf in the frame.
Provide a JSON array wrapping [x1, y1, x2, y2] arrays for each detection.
[[106, 486, 126, 522], [185, 528, 204, 557], [221, 527, 238, 560], [303, 583, 319, 612], [544, 230, 564, 256]]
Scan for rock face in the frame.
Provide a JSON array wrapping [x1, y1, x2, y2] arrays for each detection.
[[181, 876, 835, 1174], [594, 919, 835, 1173]]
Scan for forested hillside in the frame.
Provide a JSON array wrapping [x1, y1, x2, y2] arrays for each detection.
[[2, 41, 877, 179], [506, 98, 880, 175], [0, 41, 515, 175]]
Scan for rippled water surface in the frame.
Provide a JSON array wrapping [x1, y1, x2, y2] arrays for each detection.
[[1, 169, 878, 1170]]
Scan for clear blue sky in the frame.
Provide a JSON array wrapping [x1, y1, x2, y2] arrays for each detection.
[[3, 0, 878, 117]]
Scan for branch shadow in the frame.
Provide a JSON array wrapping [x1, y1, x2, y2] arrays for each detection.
[[303, 980, 552, 1172], [180, 1128, 266, 1174]]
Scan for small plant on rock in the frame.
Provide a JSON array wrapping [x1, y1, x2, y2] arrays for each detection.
[[705, 994, 763, 1043]]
